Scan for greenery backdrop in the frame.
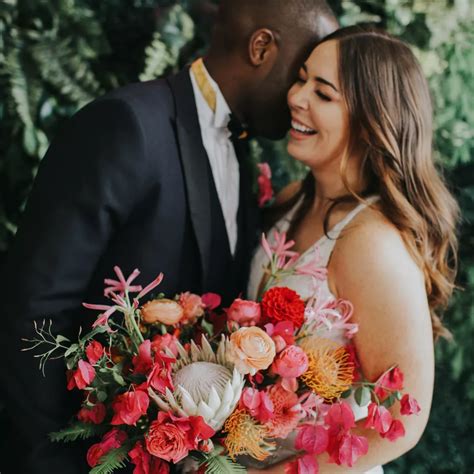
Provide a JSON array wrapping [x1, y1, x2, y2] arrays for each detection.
[[0, 0, 473, 471]]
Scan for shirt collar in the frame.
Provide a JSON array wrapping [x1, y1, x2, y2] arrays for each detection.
[[190, 62, 232, 130]]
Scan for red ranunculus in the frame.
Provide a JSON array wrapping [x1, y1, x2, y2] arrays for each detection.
[[67, 360, 96, 390], [77, 403, 106, 424], [261, 287, 305, 328], [111, 389, 149, 426], [129, 441, 170, 474], [86, 340, 104, 365], [400, 394, 421, 416], [145, 412, 214, 463]]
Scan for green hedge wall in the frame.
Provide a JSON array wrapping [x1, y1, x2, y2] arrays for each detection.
[[1, 0, 473, 471]]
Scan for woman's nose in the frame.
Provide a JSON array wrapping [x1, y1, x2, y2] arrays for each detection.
[[288, 83, 310, 111]]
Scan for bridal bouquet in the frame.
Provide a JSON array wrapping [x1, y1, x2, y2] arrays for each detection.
[[25, 233, 421, 474]]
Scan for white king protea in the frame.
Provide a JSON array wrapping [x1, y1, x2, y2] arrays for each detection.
[[149, 336, 244, 431]]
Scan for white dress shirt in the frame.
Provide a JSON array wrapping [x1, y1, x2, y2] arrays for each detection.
[[189, 65, 240, 255]]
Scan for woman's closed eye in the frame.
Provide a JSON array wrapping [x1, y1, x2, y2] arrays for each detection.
[[316, 90, 331, 101]]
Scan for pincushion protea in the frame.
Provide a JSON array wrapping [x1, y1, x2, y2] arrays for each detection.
[[149, 336, 244, 431]]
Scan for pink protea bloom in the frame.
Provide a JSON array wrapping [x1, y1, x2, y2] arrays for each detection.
[[265, 384, 302, 438]]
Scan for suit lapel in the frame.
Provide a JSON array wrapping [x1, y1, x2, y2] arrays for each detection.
[[167, 68, 212, 288]]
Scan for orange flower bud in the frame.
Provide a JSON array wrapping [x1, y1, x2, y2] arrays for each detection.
[[141, 299, 184, 325]]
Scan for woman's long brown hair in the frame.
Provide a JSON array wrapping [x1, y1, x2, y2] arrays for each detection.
[[274, 26, 459, 340]]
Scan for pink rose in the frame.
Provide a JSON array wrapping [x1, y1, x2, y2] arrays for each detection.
[[111, 389, 149, 426], [85, 340, 104, 365], [272, 345, 308, 379], [257, 163, 273, 207], [67, 360, 95, 390], [226, 298, 261, 327], [77, 403, 106, 424], [151, 333, 179, 358], [146, 412, 214, 463], [178, 292, 205, 324]]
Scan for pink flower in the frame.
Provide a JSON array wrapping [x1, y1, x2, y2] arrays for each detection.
[[151, 333, 179, 358], [272, 345, 308, 379], [87, 428, 128, 467], [381, 419, 405, 441], [265, 384, 301, 438], [257, 163, 274, 207], [201, 292, 221, 310], [226, 298, 261, 327], [265, 321, 295, 353], [295, 424, 329, 455], [145, 412, 214, 463], [261, 232, 299, 270], [285, 454, 319, 474], [104, 266, 143, 297], [327, 432, 368, 467], [111, 389, 150, 426], [325, 402, 356, 436], [147, 352, 175, 394], [374, 367, 404, 400], [178, 292, 205, 324], [67, 360, 96, 390], [85, 340, 104, 365], [240, 387, 274, 423], [400, 394, 421, 416], [295, 247, 327, 282], [129, 441, 170, 474], [77, 403, 106, 424], [364, 403, 393, 435], [133, 340, 154, 375]]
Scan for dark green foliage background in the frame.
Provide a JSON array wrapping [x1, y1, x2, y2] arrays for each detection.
[[1, 0, 473, 471]]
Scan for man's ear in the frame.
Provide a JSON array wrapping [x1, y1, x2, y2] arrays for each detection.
[[248, 28, 278, 66]]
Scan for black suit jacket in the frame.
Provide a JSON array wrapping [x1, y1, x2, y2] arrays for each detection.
[[0, 68, 259, 473]]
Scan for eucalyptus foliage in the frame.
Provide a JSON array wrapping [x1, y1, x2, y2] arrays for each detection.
[[0, 0, 473, 471]]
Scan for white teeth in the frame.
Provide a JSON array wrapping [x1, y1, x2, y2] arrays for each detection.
[[291, 120, 316, 134]]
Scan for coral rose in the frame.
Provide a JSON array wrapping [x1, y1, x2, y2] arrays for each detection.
[[146, 412, 214, 463], [226, 298, 261, 327], [141, 299, 184, 325], [272, 345, 308, 379], [261, 287, 305, 328], [228, 327, 276, 375], [178, 292, 205, 324]]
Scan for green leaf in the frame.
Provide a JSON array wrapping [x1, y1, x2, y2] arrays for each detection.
[[354, 387, 371, 407], [64, 343, 79, 359], [382, 394, 397, 409], [341, 389, 352, 399], [55, 335, 70, 344], [112, 371, 126, 386], [90, 445, 130, 474], [49, 422, 103, 443], [96, 390, 108, 402]]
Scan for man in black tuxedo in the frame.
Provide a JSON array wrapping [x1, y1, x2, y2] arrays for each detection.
[[0, 1, 337, 472]]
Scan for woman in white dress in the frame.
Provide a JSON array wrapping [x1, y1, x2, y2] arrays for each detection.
[[246, 25, 458, 472]]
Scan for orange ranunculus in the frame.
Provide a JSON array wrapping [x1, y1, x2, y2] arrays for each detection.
[[141, 299, 184, 325], [228, 327, 276, 375]]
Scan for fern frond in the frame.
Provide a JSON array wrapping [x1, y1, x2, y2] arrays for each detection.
[[194, 448, 247, 474], [90, 445, 129, 474], [49, 422, 104, 443]]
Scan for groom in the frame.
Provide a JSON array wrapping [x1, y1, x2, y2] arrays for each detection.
[[0, 1, 337, 473]]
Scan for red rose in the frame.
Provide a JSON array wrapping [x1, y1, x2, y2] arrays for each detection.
[[87, 428, 127, 467], [85, 340, 104, 365], [78, 403, 106, 424], [261, 287, 305, 328], [67, 360, 95, 390], [145, 412, 214, 463], [111, 389, 149, 426], [129, 441, 170, 474]]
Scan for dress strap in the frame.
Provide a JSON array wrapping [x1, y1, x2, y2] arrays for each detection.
[[319, 196, 380, 266]]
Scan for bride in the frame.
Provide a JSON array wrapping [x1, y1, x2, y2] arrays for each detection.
[[246, 25, 458, 472]]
